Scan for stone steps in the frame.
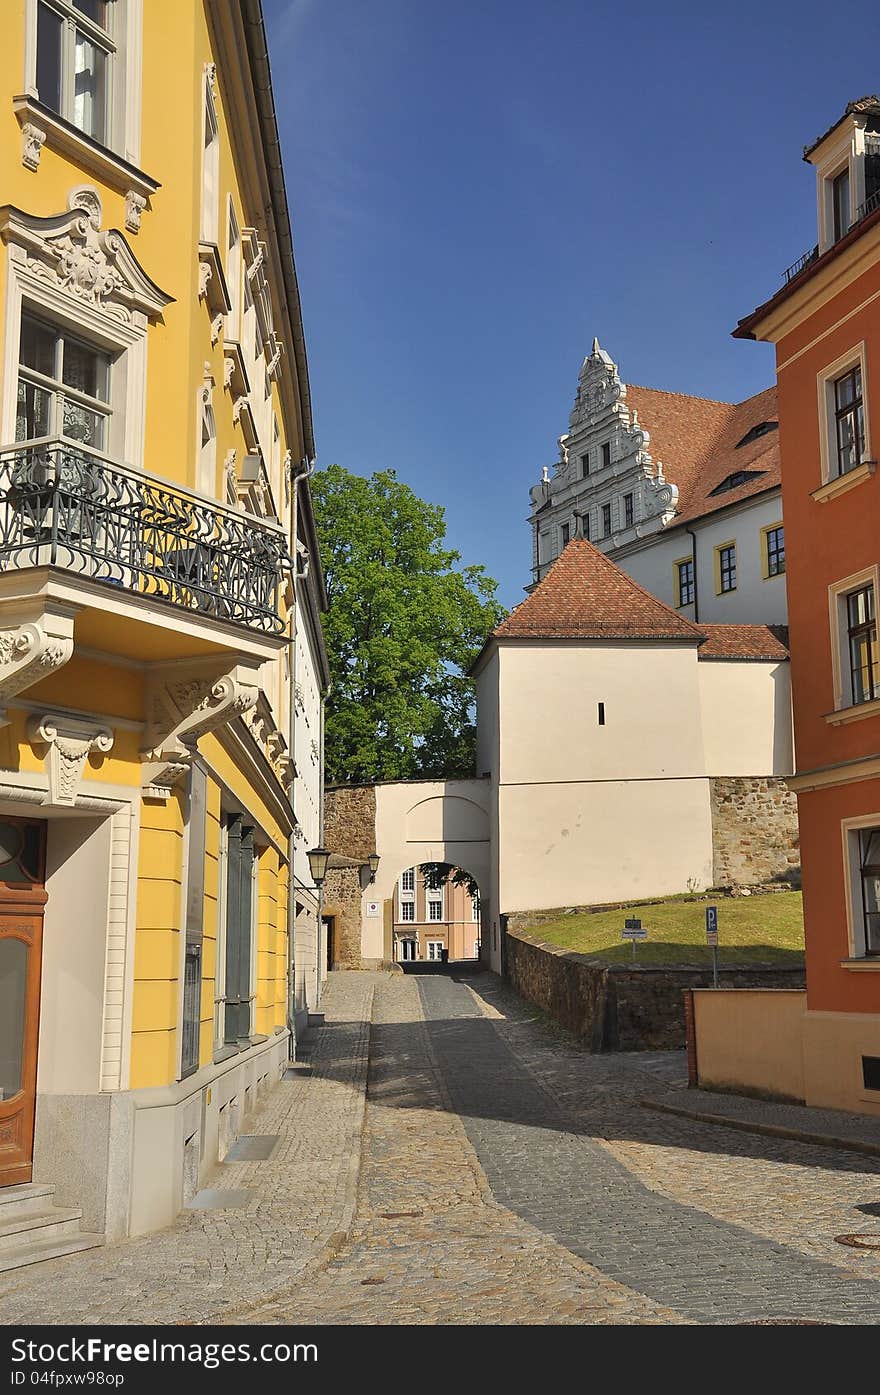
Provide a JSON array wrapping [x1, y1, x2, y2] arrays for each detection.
[[0, 1184, 104, 1273]]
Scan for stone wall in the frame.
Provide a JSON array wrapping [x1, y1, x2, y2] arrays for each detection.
[[324, 784, 377, 863], [322, 785, 378, 970], [710, 776, 800, 889], [504, 928, 805, 1051]]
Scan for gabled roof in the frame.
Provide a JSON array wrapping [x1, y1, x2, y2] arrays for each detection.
[[493, 538, 703, 643], [697, 624, 789, 662], [803, 95, 880, 160]]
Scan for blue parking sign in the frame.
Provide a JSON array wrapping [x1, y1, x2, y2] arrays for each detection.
[[706, 906, 718, 933]]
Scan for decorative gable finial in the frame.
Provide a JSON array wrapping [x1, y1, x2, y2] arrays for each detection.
[[592, 336, 601, 355]]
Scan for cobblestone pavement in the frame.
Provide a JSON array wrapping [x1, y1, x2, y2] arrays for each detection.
[[1, 969, 879, 1326]]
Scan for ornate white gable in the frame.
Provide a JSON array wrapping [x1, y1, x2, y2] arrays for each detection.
[[0, 188, 172, 325]]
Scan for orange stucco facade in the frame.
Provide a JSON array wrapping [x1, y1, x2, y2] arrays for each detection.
[[738, 122, 880, 1023]]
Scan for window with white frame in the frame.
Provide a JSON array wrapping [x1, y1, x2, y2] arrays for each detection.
[[471, 894, 480, 922], [847, 583, 878, 705], [844, 820, 880, 958], [427, 891, 443, 923], [226, 199, 241, 338], [36, 0, 114, 144], [818, 345, 871, 485], [198, 393, 216, 497], [399, 899, 415, 923], [17, 311, 112, 449], [200, 71, 220, 244], [427, 940, 444, 961], [400, 867, 415, 893]]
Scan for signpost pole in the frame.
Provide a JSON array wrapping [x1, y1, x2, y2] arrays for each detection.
[[706, 905, 719, 988]]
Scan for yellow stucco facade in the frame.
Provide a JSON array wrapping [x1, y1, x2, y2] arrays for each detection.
[[0, 1, 327, 1237]]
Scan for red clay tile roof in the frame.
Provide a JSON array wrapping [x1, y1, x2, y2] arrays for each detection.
[[625, 383, 780, 531], [697, 624, 789, 662], [493, 537, 703, 642]]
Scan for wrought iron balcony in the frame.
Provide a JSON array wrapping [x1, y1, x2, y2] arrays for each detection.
[[782, 243, 819, 285], [0, 440, 289, 634]]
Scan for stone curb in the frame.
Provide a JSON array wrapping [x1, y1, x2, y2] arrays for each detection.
[[640, 1096, 880, 1161]]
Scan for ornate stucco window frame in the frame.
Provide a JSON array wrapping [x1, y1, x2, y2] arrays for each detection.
[[16, 0, 155, 225], [0, 189, 171, 468]]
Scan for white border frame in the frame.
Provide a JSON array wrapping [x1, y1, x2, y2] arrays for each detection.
[[827, 562, 880, 712], [840, 811, 880, 960]]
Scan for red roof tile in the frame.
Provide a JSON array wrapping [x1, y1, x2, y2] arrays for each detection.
[[625, 383, 781, 530], [697, 624, 789, 662], [493, 537, 703, 642]]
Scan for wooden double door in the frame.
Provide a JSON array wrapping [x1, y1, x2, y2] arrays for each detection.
[[0, 819, 47, 1187]]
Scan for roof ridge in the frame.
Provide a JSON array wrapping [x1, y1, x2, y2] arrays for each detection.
[[626, 383, 736, 408]]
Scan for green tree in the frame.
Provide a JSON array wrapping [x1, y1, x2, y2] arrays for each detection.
[[311, 465, 505, 784]]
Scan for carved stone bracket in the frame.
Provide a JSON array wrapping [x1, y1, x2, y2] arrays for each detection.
[[0, 607, 76, 726], [141, 659, 260, 763], [22, 122, 46, 172], [27, 712, 114, 807], [125, 190, 147, 234], [140, 760, 189, 803]]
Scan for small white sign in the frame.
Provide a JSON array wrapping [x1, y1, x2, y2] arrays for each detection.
[[366, 900, 380, 917]]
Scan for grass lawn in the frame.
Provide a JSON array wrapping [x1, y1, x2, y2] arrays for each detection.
[[528, 891, 805, 967]]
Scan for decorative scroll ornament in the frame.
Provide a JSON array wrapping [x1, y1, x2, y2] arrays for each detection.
[[198, 260, 213, 300], [142, 660, 260, 763], [0, 610, 76, 726], [241, 692, 295, 790], [0, 193, 172, 322], [27, 712, 114, 807]]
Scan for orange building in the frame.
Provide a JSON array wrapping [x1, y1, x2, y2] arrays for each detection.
[[720, 96, 880, 1111]]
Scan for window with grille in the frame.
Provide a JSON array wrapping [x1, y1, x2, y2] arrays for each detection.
[[400, 868, 415, 893], [847, 584, 878, 705], [427, 940, 444, 961], [399, 900, 415, 922], [427, 898, 443, 922]]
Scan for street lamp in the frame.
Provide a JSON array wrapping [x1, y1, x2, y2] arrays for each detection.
[[366, 852, 380, 884], [307, 846, 331, 1008]]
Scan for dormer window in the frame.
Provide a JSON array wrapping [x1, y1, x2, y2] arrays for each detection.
[[709, 469, 766, 497], [735, 420, 778, 449], [832, 166, 851, 240]]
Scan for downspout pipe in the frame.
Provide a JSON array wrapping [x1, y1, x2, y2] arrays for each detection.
[[685, 525, 699, 623], [286, 455, 315, 1057]]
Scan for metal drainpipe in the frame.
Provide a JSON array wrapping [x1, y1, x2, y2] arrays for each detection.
[[287, 456, 315, 1057], [685, 525, 699, 623]]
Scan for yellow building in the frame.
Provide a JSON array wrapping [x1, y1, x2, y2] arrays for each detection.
[[0, 0, 329, 1247]]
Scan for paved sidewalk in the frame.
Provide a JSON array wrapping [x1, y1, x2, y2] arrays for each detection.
[[0, 973, 380, 1325], [642, 1087, 880, 1159]]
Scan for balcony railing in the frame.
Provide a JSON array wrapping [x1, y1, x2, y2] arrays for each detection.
[[782, 243, 819, 285], [782, 185, 880, 287], [0, 440, 289, 634]]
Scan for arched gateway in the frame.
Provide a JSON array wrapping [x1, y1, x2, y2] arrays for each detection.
[[322, 779, 491, 969]]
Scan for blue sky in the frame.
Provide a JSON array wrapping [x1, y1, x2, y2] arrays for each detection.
[[264, 0, 878, 610]]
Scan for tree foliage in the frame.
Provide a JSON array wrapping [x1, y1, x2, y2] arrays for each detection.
[[312, 465, 505, 784], [419, 862, 480, 899]]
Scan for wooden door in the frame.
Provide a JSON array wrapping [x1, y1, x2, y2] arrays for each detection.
[[0, 819, 47, 1187]]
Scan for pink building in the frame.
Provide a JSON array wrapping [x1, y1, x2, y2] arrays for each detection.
[[392, 866, 481, 962]]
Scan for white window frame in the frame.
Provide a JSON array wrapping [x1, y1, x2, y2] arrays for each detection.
[[197, 388, 216, 497], [200, 67, 220, 245], [399, 899, 415, 924], [814, 124, 867, 254], [399, 867, 415, 894], [426, 885, 444, 922], [1, 243, 146, 467], [827, 564, 880, 715], [426, 939, 444, 961], [841, 813, 880, 959], [23, 0, 144, 167], [225, 196, 241, 340], [817, 342, 872, 487]]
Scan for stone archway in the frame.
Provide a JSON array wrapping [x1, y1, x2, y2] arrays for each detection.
[[323, 779, 491, 969]]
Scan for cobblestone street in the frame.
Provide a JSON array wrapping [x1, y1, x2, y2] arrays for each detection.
[[2, 970, 880, 1326]]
